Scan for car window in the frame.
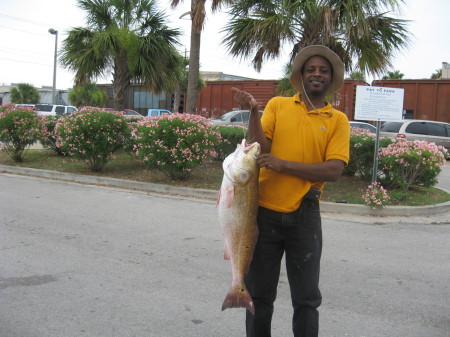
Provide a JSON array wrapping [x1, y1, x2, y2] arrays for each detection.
[[55, 106, 65, 113], [231, 113, 243, 122], [380, 122, 402, 132], [445, 125, 450, 137], [405, 122, 427, 135], [220, 111, 236, 121], [35, 104, 53, 112], [67, 107, 76, 114], [241, 111, 250, 122], [427, 123, 447, 137]]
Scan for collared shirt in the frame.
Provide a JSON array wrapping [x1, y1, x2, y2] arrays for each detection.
[[259, 93, 350, 212]]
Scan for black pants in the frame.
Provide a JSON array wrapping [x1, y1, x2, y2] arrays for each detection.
[[245, 197, 322, 337]]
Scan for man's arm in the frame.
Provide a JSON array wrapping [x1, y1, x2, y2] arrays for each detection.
[[257, 155, 345, 182], [231, 87, 271, 154]]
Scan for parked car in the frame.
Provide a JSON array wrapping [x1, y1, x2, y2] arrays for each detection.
[[121, 109, 144, 118], [210, 109, 263, 127], [147, 109, 171, 117], [350, 121, 377, 133], [102, 108, 144, 118], [35, 104, 78, 116], [380, 119, 450, 150]]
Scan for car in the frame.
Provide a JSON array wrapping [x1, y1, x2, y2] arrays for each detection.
[[210, 109, 263, 127], [379, 119, 450, 150], [121, 109, 144, 118], [102, 108, 144, 118], [350, 121, 377, 133], [35, 104, 78, 116], [147, 109, 171, 117]]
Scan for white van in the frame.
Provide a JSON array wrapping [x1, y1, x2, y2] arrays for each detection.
[[380, 119, 450, 151], [35, 104, 78, 116]]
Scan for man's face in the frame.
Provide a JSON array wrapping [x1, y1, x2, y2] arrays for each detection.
[[301, 55, 333, 97]]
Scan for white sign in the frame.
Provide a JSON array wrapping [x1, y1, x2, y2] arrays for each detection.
[[354, 85, 404, 121]]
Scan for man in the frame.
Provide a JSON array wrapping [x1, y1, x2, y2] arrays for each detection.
[[232, 45, 350, 337]]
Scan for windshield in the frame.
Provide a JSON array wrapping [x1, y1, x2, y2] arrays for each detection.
[[219, 111, 237, 121]]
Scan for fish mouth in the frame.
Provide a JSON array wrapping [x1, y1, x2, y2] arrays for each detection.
[[240, 139, 261, 157]]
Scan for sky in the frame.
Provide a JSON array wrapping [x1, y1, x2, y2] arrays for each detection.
[[0, 0, 449, 90]]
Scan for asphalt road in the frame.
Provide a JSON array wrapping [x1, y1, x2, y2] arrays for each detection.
[[1, 173, 449, 337]]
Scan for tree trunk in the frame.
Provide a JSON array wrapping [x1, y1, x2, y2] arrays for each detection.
[[185, 17, 201, 114], [112, 50, 130, 110], [172, 85, 182, 113]]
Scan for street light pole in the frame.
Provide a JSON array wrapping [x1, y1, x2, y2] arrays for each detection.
[[48, 28, 58, 104]]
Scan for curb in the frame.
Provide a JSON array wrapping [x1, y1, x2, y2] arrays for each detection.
[[1, 164, 450, 218]]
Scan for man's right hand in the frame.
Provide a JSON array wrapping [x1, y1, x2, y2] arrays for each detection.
[[231, 87, 258, 110]]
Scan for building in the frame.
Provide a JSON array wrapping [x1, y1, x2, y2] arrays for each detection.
[[0, 84, 71, 105]]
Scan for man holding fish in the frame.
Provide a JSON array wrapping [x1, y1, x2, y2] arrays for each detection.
[[229, 45, 350, 337]]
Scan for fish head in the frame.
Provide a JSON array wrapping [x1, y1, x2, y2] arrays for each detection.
[[239, 139, 261, 167], [223, 139, 260, 185]]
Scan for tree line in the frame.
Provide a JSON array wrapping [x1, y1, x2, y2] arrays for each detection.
[[12, 0, 433, 111]]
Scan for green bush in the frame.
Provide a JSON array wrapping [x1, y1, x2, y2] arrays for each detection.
[[132, 113, 221, 180], [0, 104, 45, 162], [378, 139, 448, 191], [213, 125, 249, 161], [344, 127, 393, 180], [55, 108, 129, 171], [41, 115, 66, 156]]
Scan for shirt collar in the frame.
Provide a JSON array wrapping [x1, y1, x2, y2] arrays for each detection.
[[292, 93, 333, 115]]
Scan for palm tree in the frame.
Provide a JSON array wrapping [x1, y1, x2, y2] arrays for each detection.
[[223, 0, 410, 78], [60, 0, 183, 110], [170, 0, 231, 114], [431, 69, 442, 79], [276, 63, 296, 97], [68, 82, 108, 107], [10, 83, 40, 104], [382, 70, 404, 80], [172, 57, 205, 112], [347, 71, 367, 81]]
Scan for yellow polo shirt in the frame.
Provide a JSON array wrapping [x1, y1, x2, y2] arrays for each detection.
[[259, 93, 350, 212]]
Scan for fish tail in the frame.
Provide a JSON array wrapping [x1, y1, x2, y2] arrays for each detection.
[[221, 285, 255, 315]]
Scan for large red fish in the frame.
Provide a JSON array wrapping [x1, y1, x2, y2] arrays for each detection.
[[218, 139, 261, 315]]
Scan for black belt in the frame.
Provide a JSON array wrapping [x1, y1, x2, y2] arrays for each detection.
[[303, 187, 321, 200]]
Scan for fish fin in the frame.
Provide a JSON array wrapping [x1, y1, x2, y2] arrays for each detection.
[[216, 189, 221, 207], [226, 186, 234, 208], [223, 242, 231, 260], [221, 285, 255, 315]]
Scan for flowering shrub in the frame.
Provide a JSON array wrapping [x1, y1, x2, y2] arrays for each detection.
[[55, 108, 129, 171], [40, 115, 66, 155], [362, 182, 390, 208], [378, 139, 448, 191], [132, 113, 221, 180], [213, 125, 249, 161], [0, 104, 45, 162], [343, 127, 393, 180]]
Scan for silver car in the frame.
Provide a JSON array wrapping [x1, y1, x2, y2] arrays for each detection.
[[210, 109, 263, 127], [350, 121, 377, 133], [379, 119, 450, 150]]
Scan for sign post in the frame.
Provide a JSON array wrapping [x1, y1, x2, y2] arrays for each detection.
[[354, 86, 404, 182]]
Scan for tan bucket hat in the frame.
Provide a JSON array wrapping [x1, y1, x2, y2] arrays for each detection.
[[289, 45, 345, 95]]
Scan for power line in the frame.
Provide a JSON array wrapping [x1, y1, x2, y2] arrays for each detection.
[[0, 45, 51, 57], [0, 57, 51, 67], [0, 13, 49, 27], [0, 24, 50, 37]]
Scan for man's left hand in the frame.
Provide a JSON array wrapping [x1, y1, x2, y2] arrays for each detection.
[[257, 153, 283, 171]]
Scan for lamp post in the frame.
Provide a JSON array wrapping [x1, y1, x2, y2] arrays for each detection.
[[48, 28, 58, 104]]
